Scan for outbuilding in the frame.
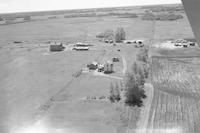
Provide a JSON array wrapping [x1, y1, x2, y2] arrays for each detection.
[[50, 42, 65, 52]]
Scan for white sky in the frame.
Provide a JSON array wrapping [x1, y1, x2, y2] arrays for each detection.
[[0, 0, 181, 13]]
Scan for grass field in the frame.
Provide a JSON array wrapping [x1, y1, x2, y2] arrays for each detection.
[[0, 3, 199, 133], [0, 15, 144, 132]]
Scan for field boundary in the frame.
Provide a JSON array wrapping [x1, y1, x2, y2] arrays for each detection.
[[151, 55, 200, 59]]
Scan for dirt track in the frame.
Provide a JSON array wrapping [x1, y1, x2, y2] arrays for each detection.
[[136, 83, 154, 133], [122, 56, 127, 75]]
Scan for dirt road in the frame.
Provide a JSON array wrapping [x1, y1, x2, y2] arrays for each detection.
[[136, 83, 154, 133], [93, 70, 123, 80], [122, 56, 127, 75]]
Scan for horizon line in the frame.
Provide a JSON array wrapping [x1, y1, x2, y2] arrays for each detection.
[[0, 2, 182, 15]]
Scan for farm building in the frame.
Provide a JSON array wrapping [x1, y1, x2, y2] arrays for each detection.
[[135, 40, 144, 44], [73, 42, 90, 51], [73, 46, 89, 51], [104, 61, 114, 74], [135, 43, 144, 48], [49, 42, 65, 52], [188, 42, 196, 46], [104, 39, 114, 43], [123, 40, 136, 44], [123, 39, 144, 44], [97, 64, 104, 72], [172, 39, 196, 47], [75, 42, 90, 47]]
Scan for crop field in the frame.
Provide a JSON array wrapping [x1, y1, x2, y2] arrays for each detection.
[[147, 57, 200, 133]]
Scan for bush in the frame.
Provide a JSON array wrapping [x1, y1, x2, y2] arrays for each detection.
[[115, 27, 126, 43], [143, 63, 149, 79], [141, 12, 155, 21], [132, 62, 145, 85], [110, 82, 121, 102], [118, 13, 138, 18], [0, 17, 3, 21], [137, 48, 149, 63], [136, 48, 150, 78], [96, 30, 114, 40], [24, 16, 31, 21]]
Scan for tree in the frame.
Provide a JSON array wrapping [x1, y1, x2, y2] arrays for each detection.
[[131, 62, 145, 85], [114, 82, 121, 101], [110, 83, 115, 102], [141, 12, 155, 21], [0, 17, 3, 21], [136, 48, 150, 78], [137, 48, 149, 63], [125, 73, 143, 106], [109, 82, 121, 102], [96, 29, 114, 40], [115, 27, 126, 43], [125, 62, 146, 106], [24, 16, 31, 21]]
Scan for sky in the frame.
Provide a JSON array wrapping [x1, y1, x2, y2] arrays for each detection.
[[0, 0, 181, 13]]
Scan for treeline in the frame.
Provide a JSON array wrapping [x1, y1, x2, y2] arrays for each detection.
[[141, 12, 183, 21], [64, 12, 138, 18], [125, 48, 149, 106], [141, 5, 184, 12], [96, 27, 126, 43], [109, 47, 150, 107]]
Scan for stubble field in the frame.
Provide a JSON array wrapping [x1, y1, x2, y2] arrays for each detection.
[[147, 57, 200, 133]]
